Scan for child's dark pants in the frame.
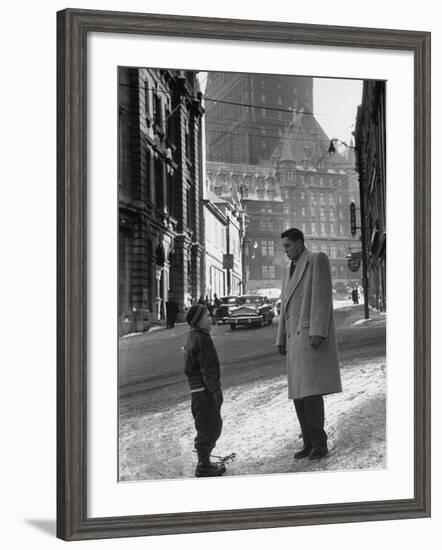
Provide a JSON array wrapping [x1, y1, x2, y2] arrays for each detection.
[[191, 389, 222, 453]]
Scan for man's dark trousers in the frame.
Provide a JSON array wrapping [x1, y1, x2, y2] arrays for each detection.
[[293, 395, 327, 449]]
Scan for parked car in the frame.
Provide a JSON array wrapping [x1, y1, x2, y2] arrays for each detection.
[[254, 288, 281, 313], [228, 295, 275, 329], [213, 296, 240, 324]]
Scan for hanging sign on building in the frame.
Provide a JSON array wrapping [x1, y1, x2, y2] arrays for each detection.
[[223, 254, 234, 269], [347, 252, 361, 272]]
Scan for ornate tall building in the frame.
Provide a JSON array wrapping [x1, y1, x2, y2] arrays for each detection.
[[118, 68, 204, 335], [205, 72, 313, 165], [204, 73, 361, 294], [272, 110, 360, 287]]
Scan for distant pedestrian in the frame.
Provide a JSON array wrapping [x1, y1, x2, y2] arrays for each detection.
[[351, 285, 359, 305], [165, 293, 179, 329], [184, 304, 225, 477], [197, 295, 205, 305], [213, 293, 221, 309], [277, 227, 342, 460]]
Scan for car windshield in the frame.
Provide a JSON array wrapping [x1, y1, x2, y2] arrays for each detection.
[[221, 297, 238, 304], [238, 297, 264, 305]]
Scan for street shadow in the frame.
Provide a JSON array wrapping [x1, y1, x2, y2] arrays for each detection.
[[25, 519, 56, 536]]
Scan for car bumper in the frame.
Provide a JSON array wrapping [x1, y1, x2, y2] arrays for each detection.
[[229, 315, 263, 325], [215, 317, 231, 324]]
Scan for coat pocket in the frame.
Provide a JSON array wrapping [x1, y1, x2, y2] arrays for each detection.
[[301, 318, 310, 328]]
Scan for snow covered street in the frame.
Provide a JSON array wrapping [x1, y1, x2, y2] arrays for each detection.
[[119, 356, 386, 481]]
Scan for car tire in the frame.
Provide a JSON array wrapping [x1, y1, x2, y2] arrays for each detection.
[[230, 324, 236, 330]]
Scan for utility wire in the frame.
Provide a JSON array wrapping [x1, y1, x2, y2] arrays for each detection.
[[119, 83, 357, 120]]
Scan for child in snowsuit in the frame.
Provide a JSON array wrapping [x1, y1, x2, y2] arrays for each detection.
[[184, 304, 225, 477]]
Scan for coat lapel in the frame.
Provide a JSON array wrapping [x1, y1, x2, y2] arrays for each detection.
[[284, 249, 310, 307]]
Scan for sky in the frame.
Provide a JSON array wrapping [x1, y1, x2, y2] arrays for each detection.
[[313, 77, 363, 149]]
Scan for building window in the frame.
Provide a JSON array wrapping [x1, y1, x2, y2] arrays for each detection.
[[320, 222, 326, 234], [118, 108, 125, 187], [261, 240, 275, 256], [185, 117, 192, 160], [186, 188, 192, 228], [320, 207, 326, 220], [311, 222, 317, 235], [331, 266, 337, 278], [261, 219, 274, 231], [262, 265, 276, 279], [330, 245, 336, 259], [167, 168, 174, 217], [339, 210, 344, 220], [144, 81, 150, 120], [339, 224, 345, 236], [301, 207, 306, 217], [155, 156, 164, 208], [329, 222, 335, 235], [153, 93, 162, 129], [330, 208, 335, 221]]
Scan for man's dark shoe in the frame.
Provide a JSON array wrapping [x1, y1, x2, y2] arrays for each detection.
[[195, 461, 226, 477], [294, 446, 312, 459], [309, 446, 328, 460]]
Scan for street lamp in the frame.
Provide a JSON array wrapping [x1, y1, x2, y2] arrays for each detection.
[[328, 138, 369, 320]]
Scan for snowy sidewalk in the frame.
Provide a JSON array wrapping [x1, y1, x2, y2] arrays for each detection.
[[119, 356, 386, 481]]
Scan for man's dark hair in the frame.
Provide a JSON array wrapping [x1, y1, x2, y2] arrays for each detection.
[[281, 227, 304, 244]]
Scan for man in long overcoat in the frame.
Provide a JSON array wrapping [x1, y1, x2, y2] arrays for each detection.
[[276, 228, 341, 460], [165, 292, 179, 329]]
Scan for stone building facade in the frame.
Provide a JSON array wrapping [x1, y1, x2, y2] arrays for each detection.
[[118, 67, 204, 335], [355, 80, 387, 311], [206, 162, 284, 293], [203, 190, 243, 299], [207, 151, 360, 294]]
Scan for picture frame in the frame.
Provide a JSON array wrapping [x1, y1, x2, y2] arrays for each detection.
[[57, 8, 431, 541]]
